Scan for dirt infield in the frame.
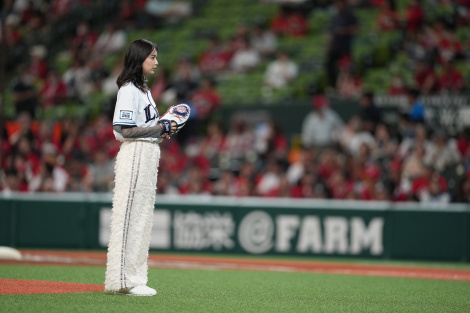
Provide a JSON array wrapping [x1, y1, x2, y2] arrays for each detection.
[[1, 249, 470, 295], [0, 278, 103, 294]]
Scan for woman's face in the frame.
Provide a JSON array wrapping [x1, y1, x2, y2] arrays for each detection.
[[142, 49, 158, 75]]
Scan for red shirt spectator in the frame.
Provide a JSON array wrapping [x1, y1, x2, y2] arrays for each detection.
[[405, 1, 424, 33], [377, 2, 399, 32], [40, 71, 68, 108], [439, 61, 465, 92], [199, 37, 233, 74], [411, 166, 447, 199], [271, 8, 308, 37], [328, 171, 353, 199], [388, 75, 407, 95], [29, 45, 48, 81], [71, 22, 97, 57], [414, 61, 439, 94], [191, 78, 221, 121]]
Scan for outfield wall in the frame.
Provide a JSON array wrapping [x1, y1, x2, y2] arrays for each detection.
[[0, 193, 469, 262]]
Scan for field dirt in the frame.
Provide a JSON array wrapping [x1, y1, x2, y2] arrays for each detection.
[[1, 249, 470, 294]]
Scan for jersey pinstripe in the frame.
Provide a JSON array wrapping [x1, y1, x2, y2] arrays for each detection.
[[112, 83, 162, 143]]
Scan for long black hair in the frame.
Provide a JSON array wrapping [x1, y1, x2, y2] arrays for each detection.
[[116, 39, 158, 93]]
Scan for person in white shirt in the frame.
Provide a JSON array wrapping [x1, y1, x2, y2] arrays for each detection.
[[264, 50, 298, 88], [105, 39, 177, 297], [93, 23, 127, 57], [230, 39, 261, 73], [250, 23, 277, 57], [301, 95, 344, 149]]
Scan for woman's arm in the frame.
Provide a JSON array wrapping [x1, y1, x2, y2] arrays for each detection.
[[113, 121, 176, 139]]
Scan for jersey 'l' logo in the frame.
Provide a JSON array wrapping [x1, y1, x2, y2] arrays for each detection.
[[144, 104, 156, 123]]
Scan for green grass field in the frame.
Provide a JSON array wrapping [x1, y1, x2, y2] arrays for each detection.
[[1, 258, 470, 313]]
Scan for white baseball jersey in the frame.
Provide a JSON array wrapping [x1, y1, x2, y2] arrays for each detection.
[[113, 82, 162, 143]]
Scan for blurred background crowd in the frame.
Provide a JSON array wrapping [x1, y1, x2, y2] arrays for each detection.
[[1, 0, 470, 203]]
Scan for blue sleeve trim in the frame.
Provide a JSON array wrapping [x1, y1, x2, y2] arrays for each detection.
[[113, 122, 137, 126]]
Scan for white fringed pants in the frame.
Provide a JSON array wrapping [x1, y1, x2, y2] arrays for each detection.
[[105, 140, 160, 291]]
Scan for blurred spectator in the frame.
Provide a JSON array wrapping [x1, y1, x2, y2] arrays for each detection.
[[1, 168, 23, 194], [341, 117, 375, 158], [51, 0, 74, 17], [199, 36, 232, 74], [60, 119, 90, 161], [13, 134, 40, 185], [424, 130, 461, 171], [264, 50, 298, 88], [402, 144, 427, 181], [286, 148, 316, 185], [150, 68, 171, 103], [256, 158, 285, 197], [254, 120, 288, 160], [336, 65, 363, 99], [145, 0, 192, 23], [70, 22, 97, 61], [12, 66, 39, 119], [8, 112, 36, 147], [172, 63, 198, 102], [455, 0, 470, 26], [84, 113, 117, 157], [230, 39, 261, 73], [414, 60, 439, 94], [301, 95, 344, 149], [84, 149, 114, 192], [29, 143, 69, 192], [222, 120, 254, 171], [250, 23, 278, 57], [438, 60, 465, 93], [232, 161, 257, 197], [325, 0, 359, 87], [63, 60, 90, 100], [429, 19, 464, 64], [406, 88, 425, 123], [190, 77, 220, 123], [178, 164, 211, 195], [371, 123, 398, 162], [172, 57, 201, 84], [327, 169, 354, 199], [66, 158, 88, 191], [93, 23, 127, 57], [212, 170, 237, 196], [455, 174, 470, 203], [457, 127, 470, 161], [410, 164, 448, 201], [28, 45, 48, 81], [376, 0, 399, 32], [156, 171, 179, 195], [118, 0, 138, 28], [102, 59, 124, 96], [87, 57, 109, 94], [387, 74, 408, 95], [1, 15, 22, 46], [291, 172, 327, 199], [404, 0, 424, 36], [199, 121, 227, 166], [384, 159, 408, 201], [317, 149, 341, 181], [398, 123, 431, 160], [270, 5, 308, 37], [359, 91, 381, 134], [39, 69, 68, 108], [359, 164, 387, 201]]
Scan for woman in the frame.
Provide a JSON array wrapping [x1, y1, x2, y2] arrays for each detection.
[[105, 39, 177, 296]]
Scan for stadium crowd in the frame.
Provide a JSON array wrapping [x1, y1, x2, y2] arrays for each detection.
[[1, 0, 470, 203]]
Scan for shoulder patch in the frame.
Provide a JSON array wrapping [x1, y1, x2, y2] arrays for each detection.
[[120, 110, 133, 120]]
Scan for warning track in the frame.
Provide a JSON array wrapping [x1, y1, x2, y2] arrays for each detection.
[[1, 250, 470, 283]]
